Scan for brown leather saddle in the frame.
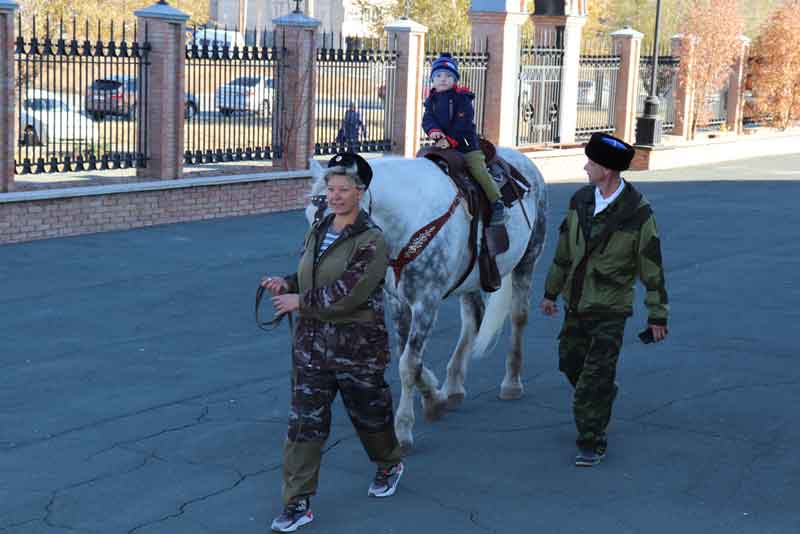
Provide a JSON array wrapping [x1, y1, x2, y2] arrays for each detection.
[[416, 139, 531, 294]]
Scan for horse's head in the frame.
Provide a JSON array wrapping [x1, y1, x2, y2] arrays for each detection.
[[305, 158, 374, 227], [305, 159, 329, 227]]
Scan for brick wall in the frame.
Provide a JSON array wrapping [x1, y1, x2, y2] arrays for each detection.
[[0, 176, 311, 245]]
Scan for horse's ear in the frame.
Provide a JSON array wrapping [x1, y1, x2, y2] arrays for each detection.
[[309, 158, 324, 179]]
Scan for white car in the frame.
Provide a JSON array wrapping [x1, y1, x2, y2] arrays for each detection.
[[215, 76, 274, 116], [19, 91, 98, 146]]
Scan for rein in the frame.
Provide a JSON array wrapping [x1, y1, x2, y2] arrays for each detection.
[[255, 285, 295, 332]]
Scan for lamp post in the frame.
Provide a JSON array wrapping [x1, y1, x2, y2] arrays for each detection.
[[635, 0, 663, 146]]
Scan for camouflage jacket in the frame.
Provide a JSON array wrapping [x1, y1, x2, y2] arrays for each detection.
[[285, 210, 388, 325], [544, 182, 669, 325]]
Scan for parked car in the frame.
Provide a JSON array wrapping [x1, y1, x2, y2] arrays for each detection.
[[190, 28, 246, 51], [215, 76, 274, 116], [85, 75, 200, 120], [18, 90, 98, 146]]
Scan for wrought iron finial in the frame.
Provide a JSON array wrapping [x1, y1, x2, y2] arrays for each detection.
[[293, 0, 303, 14], [402, 0, 411, 20]]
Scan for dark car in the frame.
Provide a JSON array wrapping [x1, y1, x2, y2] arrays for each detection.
[[85, 75, 199, 120]]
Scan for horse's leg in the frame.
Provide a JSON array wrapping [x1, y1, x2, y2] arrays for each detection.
[[500, 218, 546, 400], [441, 291, 484, 409], [395, 300, 446, 451]]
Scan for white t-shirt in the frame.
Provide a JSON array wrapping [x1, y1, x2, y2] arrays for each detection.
[[593, 178, 625, 216]]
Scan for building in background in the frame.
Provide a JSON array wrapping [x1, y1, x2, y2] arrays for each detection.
[[207, 0, 391, 43]]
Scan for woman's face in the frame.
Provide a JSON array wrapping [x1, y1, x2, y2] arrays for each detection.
[[325, 174, 363, 217]]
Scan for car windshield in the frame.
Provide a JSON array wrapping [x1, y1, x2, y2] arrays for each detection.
[[25, 98, 70, 111], [92, 79, 122, 91], [230, 77, 261, 87]]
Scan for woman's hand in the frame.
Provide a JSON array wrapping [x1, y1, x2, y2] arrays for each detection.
[[272, 294, 300, 314], [260, 276, 289, 296]]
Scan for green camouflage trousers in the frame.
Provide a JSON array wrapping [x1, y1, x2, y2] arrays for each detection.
[[558, 313, 625, 450], [282, 318, 402, 503]]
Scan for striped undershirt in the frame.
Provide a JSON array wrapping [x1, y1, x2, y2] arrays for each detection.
[[318, 228, 340, 255]]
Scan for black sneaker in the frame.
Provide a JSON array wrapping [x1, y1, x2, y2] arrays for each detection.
[[575, 446, 606, 467], [490, 201, 508, 226], [271, 497, 313, 532], [368, 462, 404, 498]]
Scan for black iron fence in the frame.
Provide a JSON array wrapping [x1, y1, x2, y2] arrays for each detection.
[[315, 32, 397, 155], [14, 17, 150, 174], [517, 27, 564, 146], [184, 27, 283, 165], [419, 35, 489, 146], [576, 39, 620, 141], [637, 55, 680, 133], [697, 85, 729, 130]]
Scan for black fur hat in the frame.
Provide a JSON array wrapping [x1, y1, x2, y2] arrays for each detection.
[[585, 132, 636, 171], [327, 152, 373, 189]]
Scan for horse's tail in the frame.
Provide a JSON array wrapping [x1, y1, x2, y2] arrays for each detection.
[[470, 274, 513, 360]]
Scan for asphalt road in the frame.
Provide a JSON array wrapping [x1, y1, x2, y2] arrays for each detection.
[[1, 153, 799, 534]]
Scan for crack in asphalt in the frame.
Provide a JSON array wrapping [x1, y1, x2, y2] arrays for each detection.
[[630, 379, 800, 421], [0, 518, 40, 533], [40, 450, 157, 533], [4, 374, 285, 451], [125, 461, 283, 534], [87, 407, 210, 461]]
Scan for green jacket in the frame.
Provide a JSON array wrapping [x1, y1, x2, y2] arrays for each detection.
[[286, 210, 388, 324], [544, 181, 669, 325]]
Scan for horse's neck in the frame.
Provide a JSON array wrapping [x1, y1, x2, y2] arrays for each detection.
[[366, 161, 459, 250]]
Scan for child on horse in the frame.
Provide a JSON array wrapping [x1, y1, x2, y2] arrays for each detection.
[[422, 53, 507, 226]]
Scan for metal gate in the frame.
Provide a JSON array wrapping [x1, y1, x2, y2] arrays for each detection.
[[516, 28, 564, 146]]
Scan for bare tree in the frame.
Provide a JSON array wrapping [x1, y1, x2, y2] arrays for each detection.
[[748, 0, 800, 129], [679, 0, 744, 137]]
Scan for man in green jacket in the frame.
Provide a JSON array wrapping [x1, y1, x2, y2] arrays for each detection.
[[539, 132, 669, 467]]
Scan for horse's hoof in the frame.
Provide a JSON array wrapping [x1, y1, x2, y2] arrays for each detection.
[[498, 385, 524, 400], [447, 393, 465, 409], [422, 397, 448, 422]]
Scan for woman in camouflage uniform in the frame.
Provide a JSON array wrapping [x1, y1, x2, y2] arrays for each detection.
[[261, 152, 403, 533]]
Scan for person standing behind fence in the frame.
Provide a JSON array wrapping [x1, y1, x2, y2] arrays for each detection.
[[260, 152, 404, 533], [336, 101, 367, 151], [422, 53, 507, 226], [539, 133, 669, 468]]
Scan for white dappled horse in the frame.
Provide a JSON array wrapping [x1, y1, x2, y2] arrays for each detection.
[[306, 147, 548, 451]]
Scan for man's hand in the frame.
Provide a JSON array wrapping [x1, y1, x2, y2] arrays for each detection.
[[539, 298, 558, 316], [649, 324, 668, 342], [272, 294, 300, 314]]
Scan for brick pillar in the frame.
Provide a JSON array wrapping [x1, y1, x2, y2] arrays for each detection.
[[385, 19, 427, 158], [533, 14, 587, 145], [0, 0, 17, 193], [273, 11, 320, 170], [135, 3, 189, 180], [469, 9, 528, 147], [726, 36, 751, 134], [671, 34, 697, 139], [611, 28, 643, 144]]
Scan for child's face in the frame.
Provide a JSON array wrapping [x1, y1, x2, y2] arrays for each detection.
[[432, 71, 456, 92]]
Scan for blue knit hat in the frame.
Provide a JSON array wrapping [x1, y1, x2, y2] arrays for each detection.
[[430, 53, 460, 82]]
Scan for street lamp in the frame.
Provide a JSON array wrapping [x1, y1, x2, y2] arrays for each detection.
[[635, 0, 663, 146]]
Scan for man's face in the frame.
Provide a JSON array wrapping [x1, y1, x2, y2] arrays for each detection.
[[432, 70, 456, 92], [584, 159, 611, 185]]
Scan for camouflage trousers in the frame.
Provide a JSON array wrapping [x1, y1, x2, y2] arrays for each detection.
[[282, 318, 402, 504], [558, 313, 625, 450]]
